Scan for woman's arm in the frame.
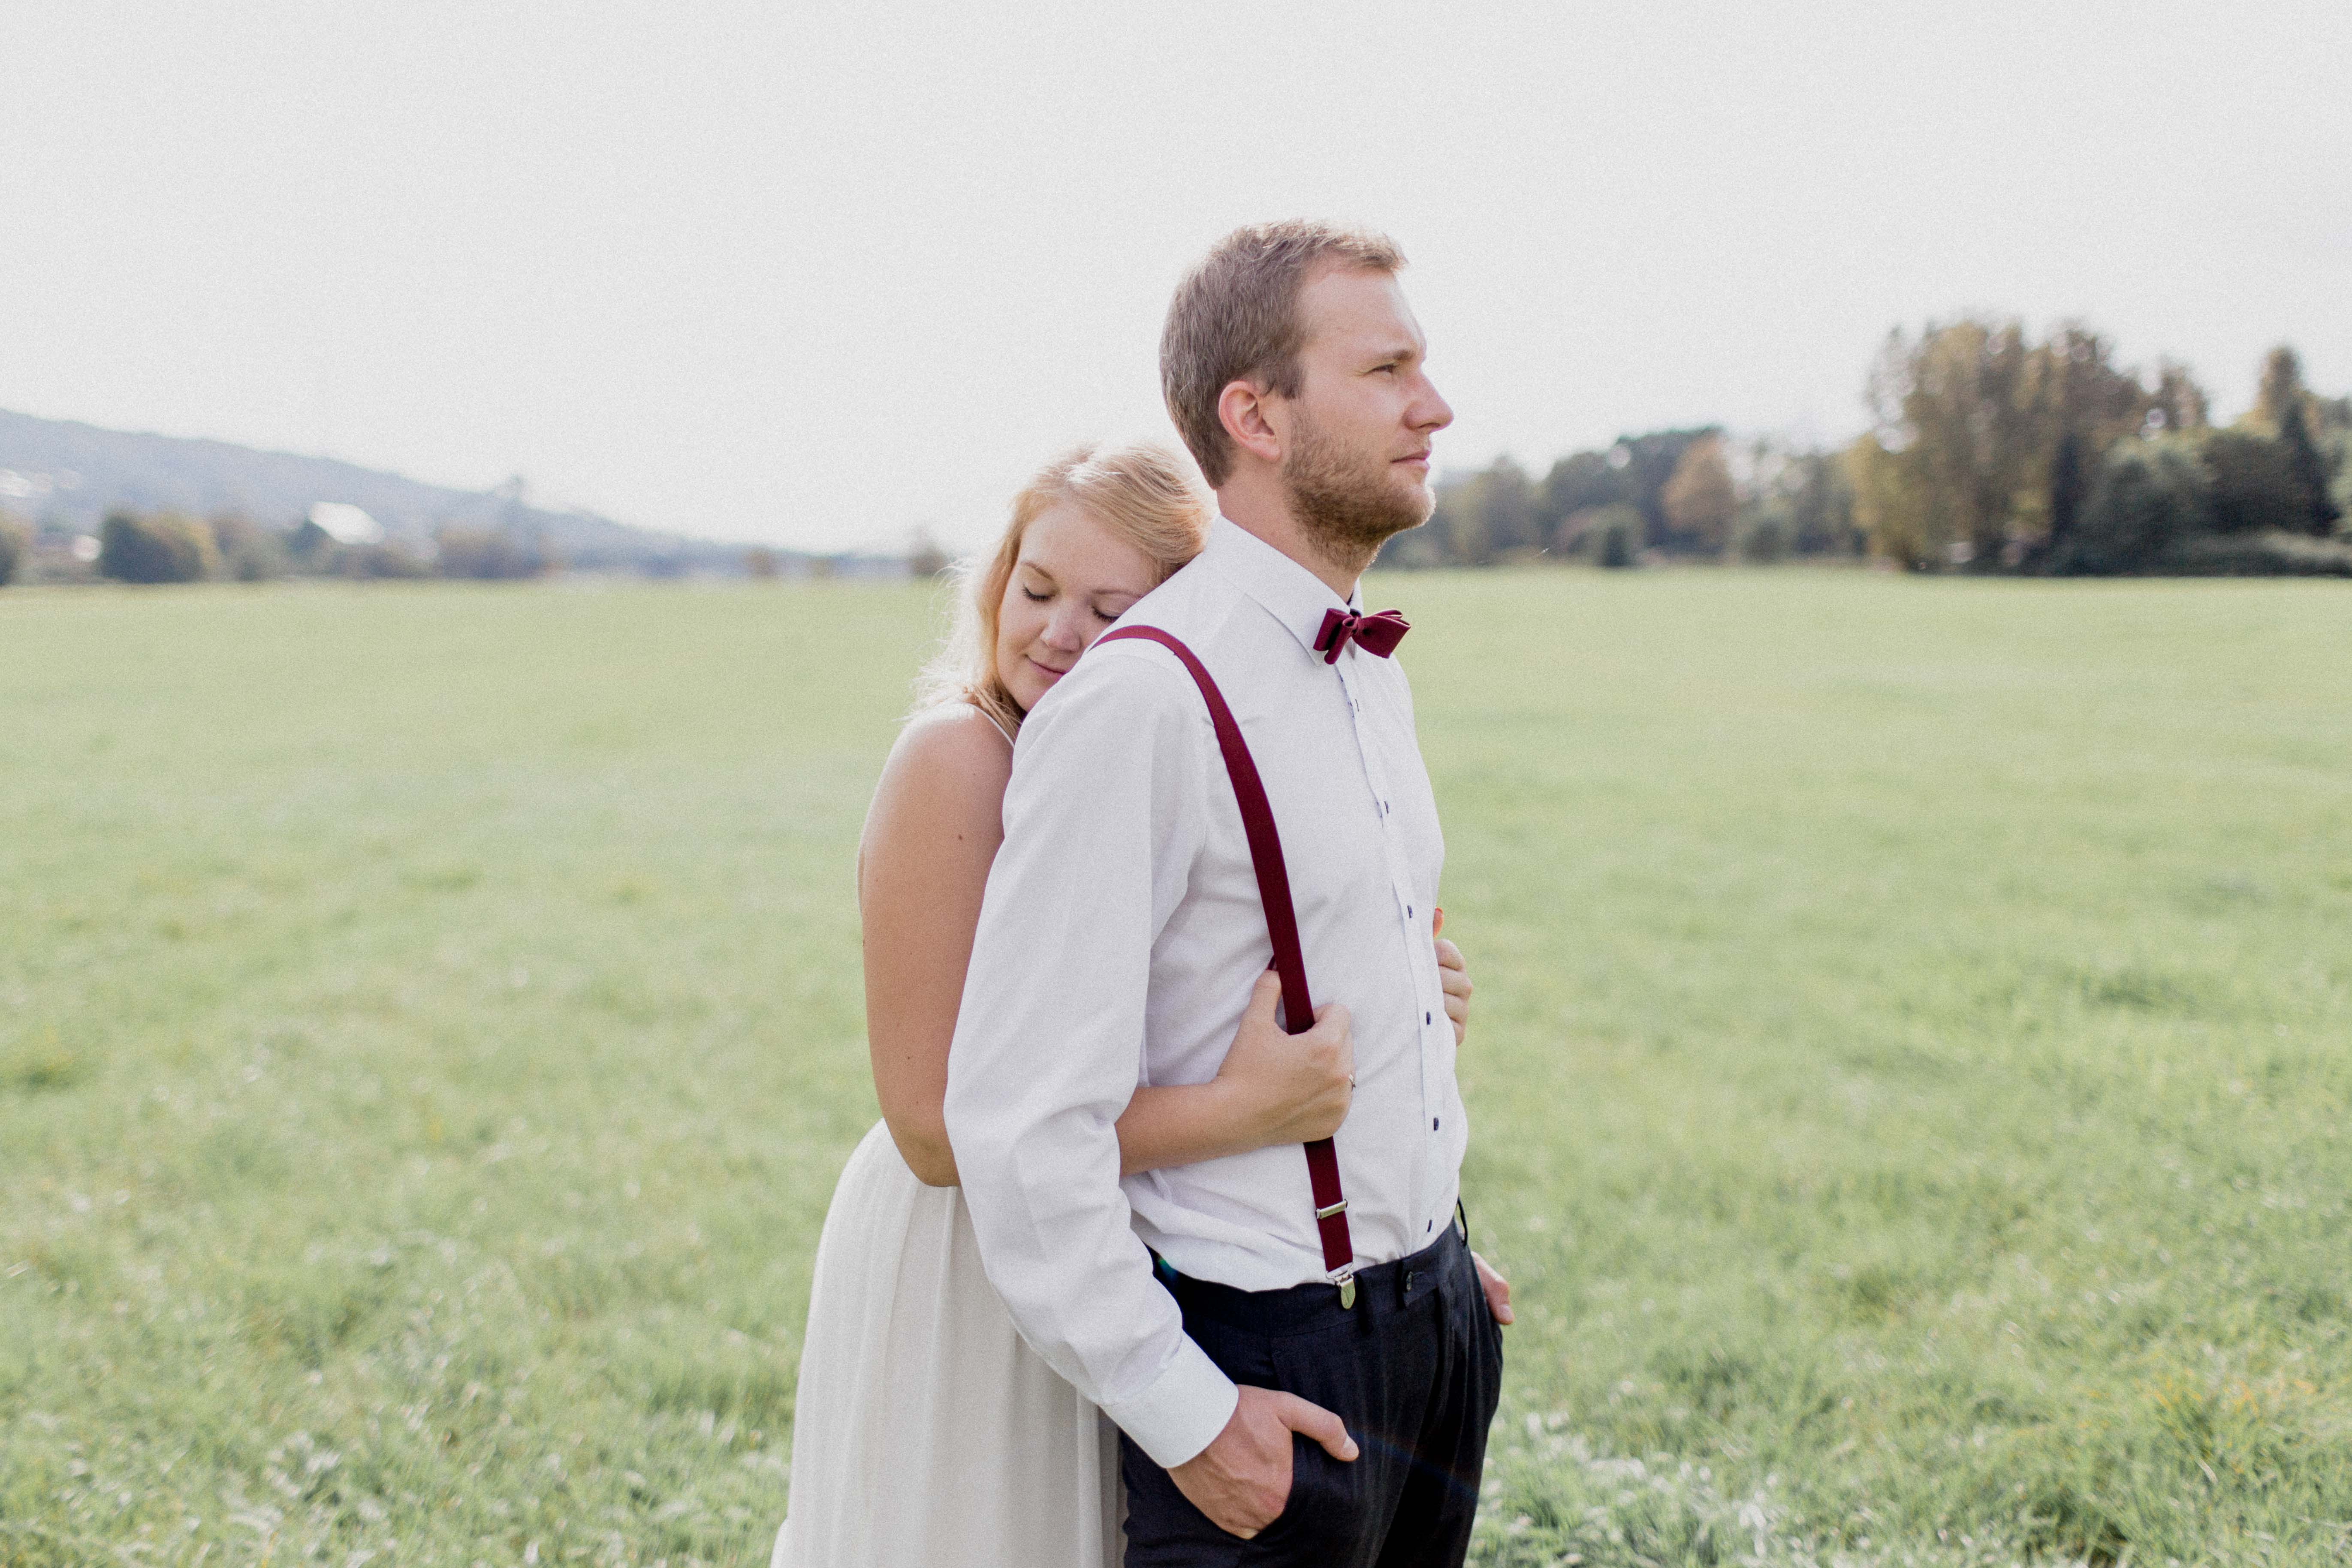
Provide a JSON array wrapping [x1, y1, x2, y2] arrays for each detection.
[[1113, 973, 1354, 1176], [1114, 911, 1477, 1177], [859, 708, 1012, 1188]]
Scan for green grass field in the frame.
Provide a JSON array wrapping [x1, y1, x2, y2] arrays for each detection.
[[4, 571, 2349, 1567]]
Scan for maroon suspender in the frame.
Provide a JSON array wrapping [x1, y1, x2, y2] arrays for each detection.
[[1095, 625, 1359, 1306]]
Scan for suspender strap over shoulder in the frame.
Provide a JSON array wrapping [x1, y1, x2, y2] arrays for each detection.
[[1096, 625, 1357, 1305]]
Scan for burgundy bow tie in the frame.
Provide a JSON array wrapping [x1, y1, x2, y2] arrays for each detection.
[[1314, 607, 1411, 665]]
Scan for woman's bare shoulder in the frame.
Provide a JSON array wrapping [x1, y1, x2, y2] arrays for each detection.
[[872, 704, 1014, 832], [893, 702, 1014, 778]]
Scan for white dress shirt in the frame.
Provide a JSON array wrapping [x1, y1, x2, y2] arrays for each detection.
[[942, 516, 1466, 1469]]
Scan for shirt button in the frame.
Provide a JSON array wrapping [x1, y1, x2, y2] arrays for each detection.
[[1425, 1012, 1432, 1025], [1432, 1117, 1440, 1131]]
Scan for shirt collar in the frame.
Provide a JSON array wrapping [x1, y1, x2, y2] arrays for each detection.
[[1198, 515, 1360, 660]]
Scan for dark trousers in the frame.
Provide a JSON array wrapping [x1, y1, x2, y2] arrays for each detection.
[[1121, 1225, 1502, 1568]]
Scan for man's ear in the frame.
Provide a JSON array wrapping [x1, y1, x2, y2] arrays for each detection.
[[1216, 379, 1285, 467]]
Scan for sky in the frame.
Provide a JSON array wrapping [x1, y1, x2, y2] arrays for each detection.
[[3, 1, 2346, 551]]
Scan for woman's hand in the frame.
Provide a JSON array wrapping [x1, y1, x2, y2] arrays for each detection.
[[1435, 909, 1472, 1047], [1473, 1251, 1514, 1325], [1213, 971, 1354, 1148]]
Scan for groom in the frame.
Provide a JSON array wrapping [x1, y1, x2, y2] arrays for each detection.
[[945, 220, 1501, 1565]]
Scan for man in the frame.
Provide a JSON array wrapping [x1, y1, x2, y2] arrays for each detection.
[[944, 220, 1503, 1565]]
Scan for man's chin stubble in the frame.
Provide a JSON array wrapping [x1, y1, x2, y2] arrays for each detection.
[[1288, 473, 1432, 572]]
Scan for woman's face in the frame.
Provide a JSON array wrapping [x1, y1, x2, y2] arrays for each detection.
[[994, 501, 1159, 713]]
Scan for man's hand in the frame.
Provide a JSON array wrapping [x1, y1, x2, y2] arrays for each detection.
[[1168, 1385, 1358, 1539], [1473, 1250, 1514, 1325]]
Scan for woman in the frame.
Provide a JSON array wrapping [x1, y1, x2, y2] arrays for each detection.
[[774, 443, 1481, 1567]]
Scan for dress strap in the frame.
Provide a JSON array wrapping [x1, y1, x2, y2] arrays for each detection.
[[968, 702, 1017, 748], [1096, 625, 1359, 1307]]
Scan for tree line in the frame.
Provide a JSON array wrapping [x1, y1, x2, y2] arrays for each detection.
[[1393, 428, 1858, 570], [1410, 328, 2351, 576], [0, 510, 553, 587]]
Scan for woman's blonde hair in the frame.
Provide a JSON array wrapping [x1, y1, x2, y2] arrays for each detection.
[[917, 441, 1211, 735]]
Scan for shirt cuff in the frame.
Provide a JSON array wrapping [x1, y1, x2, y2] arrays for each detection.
[[1098, 1332, 1239, 1469]]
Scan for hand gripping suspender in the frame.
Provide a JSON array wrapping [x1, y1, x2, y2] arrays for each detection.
[[1096, 626, 1360, 1307]]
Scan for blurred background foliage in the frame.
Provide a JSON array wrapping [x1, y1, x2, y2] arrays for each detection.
[[1405, 332, 2348, 579]]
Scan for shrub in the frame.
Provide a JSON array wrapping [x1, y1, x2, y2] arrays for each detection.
[[209, 515, 291, 582], [0, 513, 25, 586], [1558, 503, 1644, 569], [2051, 439, 2211, 575], [343, 542, 433, 579], [229, 534, 291, 581], [2162, 529, 2352, 577], [97, 511, 218, 584], [1600, 520, 1637, 568], [286, 518, 339, 568], [2203, 429, 2316, 536], [1736, 513, 1791, 564], [434, 526, 548, 580], [906, 531, 950, 578], [1373, 527, 1445, 570]]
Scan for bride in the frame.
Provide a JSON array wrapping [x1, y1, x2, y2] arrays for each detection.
[[772, 442, 1477, 1567]]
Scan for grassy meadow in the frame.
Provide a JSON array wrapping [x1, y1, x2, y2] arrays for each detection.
[[3, 570, 2349, 1566]]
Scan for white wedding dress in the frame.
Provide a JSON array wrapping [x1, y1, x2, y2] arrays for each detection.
[[772, 1119, 1122, 1567]]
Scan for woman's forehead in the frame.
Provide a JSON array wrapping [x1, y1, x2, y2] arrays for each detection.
[[1017, 504, 1154, 587]]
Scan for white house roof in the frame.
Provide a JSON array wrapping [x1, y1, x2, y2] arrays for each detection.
[[307, 502, 384, 545]]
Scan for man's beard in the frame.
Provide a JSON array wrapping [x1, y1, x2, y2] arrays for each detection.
[[1282, 408, 1432, 565]]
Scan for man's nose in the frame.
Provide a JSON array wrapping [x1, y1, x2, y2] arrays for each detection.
[[1414, 374, 1455, 434]]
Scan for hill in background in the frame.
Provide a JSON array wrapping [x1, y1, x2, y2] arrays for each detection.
[[0, 408, 899, 576]]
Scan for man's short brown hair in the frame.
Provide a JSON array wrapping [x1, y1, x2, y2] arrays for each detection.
[[1160, 220, 1406, 487]]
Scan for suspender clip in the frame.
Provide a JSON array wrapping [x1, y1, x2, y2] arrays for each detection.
[[1315, 1199, 1349, 1220], [1330, 1264, 1357, 1310]]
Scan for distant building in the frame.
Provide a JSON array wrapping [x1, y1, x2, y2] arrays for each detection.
[[307, 502, 384, 545], [0, 467, 78, 503]]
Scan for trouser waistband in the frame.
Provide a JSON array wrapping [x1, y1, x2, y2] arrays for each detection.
[[1153, 1224, 1468, 1337]]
